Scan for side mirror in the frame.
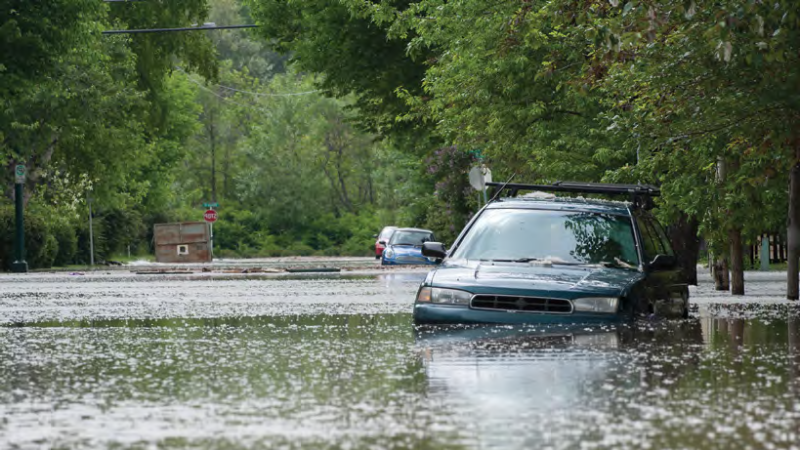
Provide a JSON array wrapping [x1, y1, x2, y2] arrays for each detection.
[[648, 254, 677, 271], [379, 240, 387, 245], [422, 241, 447, 259]]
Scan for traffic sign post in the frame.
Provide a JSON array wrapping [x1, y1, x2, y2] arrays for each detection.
[[203, 209, 217, 259], [14, 165, 26, 184], [12, 164, 27, 273]]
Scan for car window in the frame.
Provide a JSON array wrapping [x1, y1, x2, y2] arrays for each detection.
[[390, 230, 433, 246], [648, 216, 675, 257], [448, 209, 639, 267], [636, 215, 665, 261]]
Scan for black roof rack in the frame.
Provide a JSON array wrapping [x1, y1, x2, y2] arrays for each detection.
[[487, 181, 660, 208]]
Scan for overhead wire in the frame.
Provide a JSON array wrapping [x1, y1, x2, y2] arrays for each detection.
[[174, 66, 322, 98]]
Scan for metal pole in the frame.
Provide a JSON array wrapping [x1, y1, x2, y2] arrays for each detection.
[[88, 197, 95, 267], [210, 221, 214, 259], [11, 182, 28, 273]]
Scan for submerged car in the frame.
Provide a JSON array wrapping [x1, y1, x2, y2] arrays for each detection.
[[381, 227, 438, 266], [414, 181, 689, 325], [374, 226, 397, 259]]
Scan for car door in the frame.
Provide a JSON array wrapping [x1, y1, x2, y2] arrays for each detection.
[[635, 212, 688, 318], [649, 215, 690, 317]]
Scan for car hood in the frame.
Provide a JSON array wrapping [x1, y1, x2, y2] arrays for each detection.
[[429, 259, 644, 299]]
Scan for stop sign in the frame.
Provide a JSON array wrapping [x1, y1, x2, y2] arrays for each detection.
[[203, 209, 217, 223]]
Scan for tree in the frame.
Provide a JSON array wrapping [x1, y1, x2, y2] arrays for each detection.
[[580, 1, 799, 296], [247, 0, 432, 139]]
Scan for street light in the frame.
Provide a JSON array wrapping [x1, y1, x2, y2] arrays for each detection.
[[11, 163, 28, 273]]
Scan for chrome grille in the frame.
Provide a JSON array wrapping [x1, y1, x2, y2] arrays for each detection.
[[470, 295, 573, 313], [395, 256, 428, 263]]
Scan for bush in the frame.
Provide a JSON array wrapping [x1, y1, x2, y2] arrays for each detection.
[[51, 217, 78, 267], [102, 208, 146, 256], [283, 242, 314, 256], [0, 205, 58, 270]]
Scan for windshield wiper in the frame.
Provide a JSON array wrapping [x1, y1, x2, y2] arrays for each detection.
[[596, 259, 638, 270], [480, 258, 585, 265], [480, 258, 541, 263], [481, 258, 540, 263]]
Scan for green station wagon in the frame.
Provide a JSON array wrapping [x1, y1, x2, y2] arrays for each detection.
[[414, 182, 689, 325]]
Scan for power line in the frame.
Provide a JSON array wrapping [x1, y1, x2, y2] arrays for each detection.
[[216, 83, 321, 97], [103, 24, 257, 35], [174, 67, 322, 98]]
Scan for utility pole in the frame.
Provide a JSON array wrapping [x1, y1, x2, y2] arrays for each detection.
[[11, 164, 28, 273], [88, 194, 95, 267]]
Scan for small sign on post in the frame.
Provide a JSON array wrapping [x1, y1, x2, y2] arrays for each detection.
[[203, 202, 219, 208], [203, 209, 217, 260], [14, 164, 26, 184]]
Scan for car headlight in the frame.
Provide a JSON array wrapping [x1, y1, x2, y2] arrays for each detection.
[[383, 248, 394, 259], [572, 297, 619, 313], [416, 287, 471, 305]]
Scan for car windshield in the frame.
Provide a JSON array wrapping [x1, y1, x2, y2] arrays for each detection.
[[449, 209, 639, 267], [380, 228, 396, 240], [390, 230, 433, 246]]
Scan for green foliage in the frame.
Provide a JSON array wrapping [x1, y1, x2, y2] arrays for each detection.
[[51, 218, 78, 267], [246, 0, 431, 137], [583, 0, 800, 254], [0, 205, 56, 270], [34, 0, 800, 266]]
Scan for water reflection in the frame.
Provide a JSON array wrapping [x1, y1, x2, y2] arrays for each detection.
[[1, 305, 800, 449], [415, 317, 800, 449]]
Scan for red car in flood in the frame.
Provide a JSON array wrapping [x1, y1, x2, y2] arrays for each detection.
[[374, 226, 397, 259]]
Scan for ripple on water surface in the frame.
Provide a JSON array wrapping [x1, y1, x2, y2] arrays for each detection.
[[0, 274, 799, 449]]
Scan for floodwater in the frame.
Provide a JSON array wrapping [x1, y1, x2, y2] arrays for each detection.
[[1, 271, 799, 449]]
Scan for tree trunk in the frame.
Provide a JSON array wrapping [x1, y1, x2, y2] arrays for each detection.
[[713, 256, 730, 291], [668, 213, 700, 285], [787, 145, 800, 300], [730, 227, 744, 295], [727, 155, 744, 295], [714, 156, 731, 292]]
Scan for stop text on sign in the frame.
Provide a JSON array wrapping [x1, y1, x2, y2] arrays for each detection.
[[203, 209, 217, 223]]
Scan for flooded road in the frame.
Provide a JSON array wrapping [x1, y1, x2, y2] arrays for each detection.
[[1, 271, 799, 449]]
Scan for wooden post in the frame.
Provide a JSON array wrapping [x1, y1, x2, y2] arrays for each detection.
[[761, 235, 770, 271]]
